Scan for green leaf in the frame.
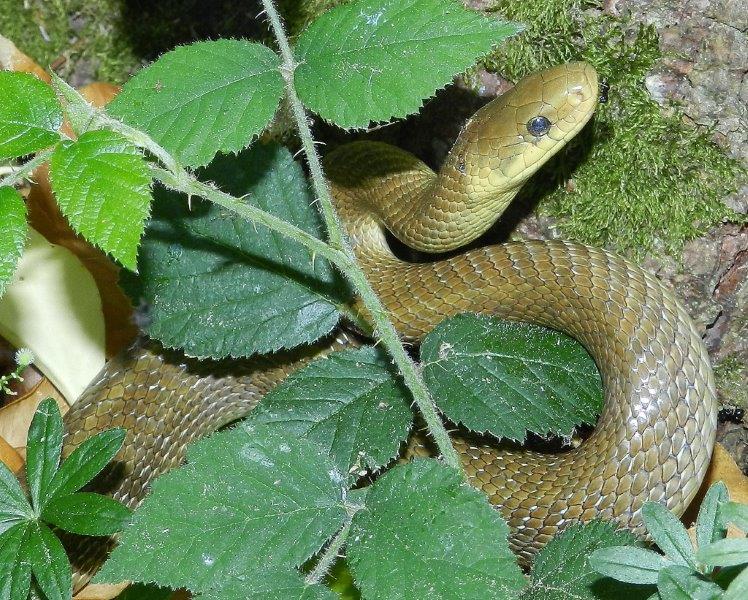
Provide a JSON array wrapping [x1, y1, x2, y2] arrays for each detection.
[[248, 346, 412, 482], [696, 538, 748, 567], [122, 144, 347, 358], [23, 522, 71, 600], [197, 570, 336, 600], [696, 481, 729, 549], [421, 314, 602, 440], [294, 0, 522, 128], [42, 492, 131, 536], [45, 428, 126, 503], [95, 425, 348, 593], [522, 520, 652, 600], [0, 71, 62, 160], [723, 565, 748, 600], [719, 501, 748, 532], [0, 522, 32, 600], [0, 186, 28, 297], [25, 398, 64, 512], [49, 129, 152, 269], [108, 40, 283, 167], [115, 583, 173, 600], [656, 565, 722, 600], [642, 502, 696, 568], [0, 458, 33, 533], [589, 546, 672, 585], [347, 459, 525, 599]]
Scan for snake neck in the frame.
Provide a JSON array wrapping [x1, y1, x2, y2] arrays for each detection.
[[324, 141, 519, 255]]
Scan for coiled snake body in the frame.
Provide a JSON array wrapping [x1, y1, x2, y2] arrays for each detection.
[[63, 62, 717, 588]]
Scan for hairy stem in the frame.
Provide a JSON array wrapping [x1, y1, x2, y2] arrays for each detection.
[[306, 519, 352, 585], [0, 148, 56, 189], [261, 0, 461, 471]]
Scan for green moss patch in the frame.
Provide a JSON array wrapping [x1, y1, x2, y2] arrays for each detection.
[[484, 0, 745, 258]]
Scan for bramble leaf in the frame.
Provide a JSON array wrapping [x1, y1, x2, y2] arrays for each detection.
[[0, 71, 62, 160], [42, 492, 131, 537], [95, 425, 348, 593], [25, 398, 64, 512], [295, 0, 522, 128], [0, 187, 28, 297], [49, 130, 152, 269], [122, 143, 347, 358], [347, 459, 525, 599], [522, 520, 652, 600], [248, 346, 412, 482], [421, 314, 602, 440], [108, 40, 283, 167], [197, 570, 337, 600]]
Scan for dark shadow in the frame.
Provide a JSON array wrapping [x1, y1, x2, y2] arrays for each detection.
[[115, 0, 268, 62]]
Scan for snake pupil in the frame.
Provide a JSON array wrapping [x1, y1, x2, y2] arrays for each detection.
[[527, 116, 552, 137]]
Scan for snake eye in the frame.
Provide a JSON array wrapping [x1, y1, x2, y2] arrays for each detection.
[[527, 116, 552, 137]]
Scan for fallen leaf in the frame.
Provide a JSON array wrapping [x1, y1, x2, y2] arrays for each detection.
[[0, 376, 68, 449], [0, 34, 50, 82], [0, 434, 23, 473]]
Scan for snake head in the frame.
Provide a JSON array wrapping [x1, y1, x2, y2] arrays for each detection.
[[447, 62, 599, 197]]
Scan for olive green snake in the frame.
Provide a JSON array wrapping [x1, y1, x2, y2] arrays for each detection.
[[61, 62, 717, 589]]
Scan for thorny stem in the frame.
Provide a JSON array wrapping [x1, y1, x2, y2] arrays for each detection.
[[260, 0, 461, 471], [49, 5, 461, 471], [306, 519, 352, 585], [0, 148, 56, 189]]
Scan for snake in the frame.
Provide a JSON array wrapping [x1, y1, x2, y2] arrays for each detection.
[[61, 62, 717, 590]]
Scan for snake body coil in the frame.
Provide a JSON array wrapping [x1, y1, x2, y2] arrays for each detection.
[[63, 62, 717, 587]]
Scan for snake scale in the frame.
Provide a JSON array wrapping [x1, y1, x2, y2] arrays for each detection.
[[62, 62, 717, 589]]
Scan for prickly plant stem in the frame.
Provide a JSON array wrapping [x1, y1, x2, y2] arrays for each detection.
[[306, 519, 352, 585], [0, 148, 56, 189], [261, 0, 461, 471]]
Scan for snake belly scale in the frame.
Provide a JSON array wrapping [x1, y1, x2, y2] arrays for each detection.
[[62, 62, 717, 587]]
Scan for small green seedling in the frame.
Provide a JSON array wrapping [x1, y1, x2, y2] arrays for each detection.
[[0, 398, 129, 600], [590, 482, 748, 599]]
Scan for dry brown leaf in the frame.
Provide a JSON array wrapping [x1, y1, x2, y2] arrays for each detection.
[[72, 582, 129, 600], [0, 34, 50, 82], [0, 434, 23, 473], [684, 442, 748, 539], [0, 377, 68, 449]]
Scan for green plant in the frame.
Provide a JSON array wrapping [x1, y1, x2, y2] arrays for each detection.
[[0, 348, 33, 397], [0, 0, 744, 598], [0, 399, 129, 599], [590, 482, 748, 599]]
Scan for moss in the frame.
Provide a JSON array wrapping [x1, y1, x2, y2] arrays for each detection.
[[482, 0, 745, 258], [0, 0, 140, 83], [714, 355, 748, 410]]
